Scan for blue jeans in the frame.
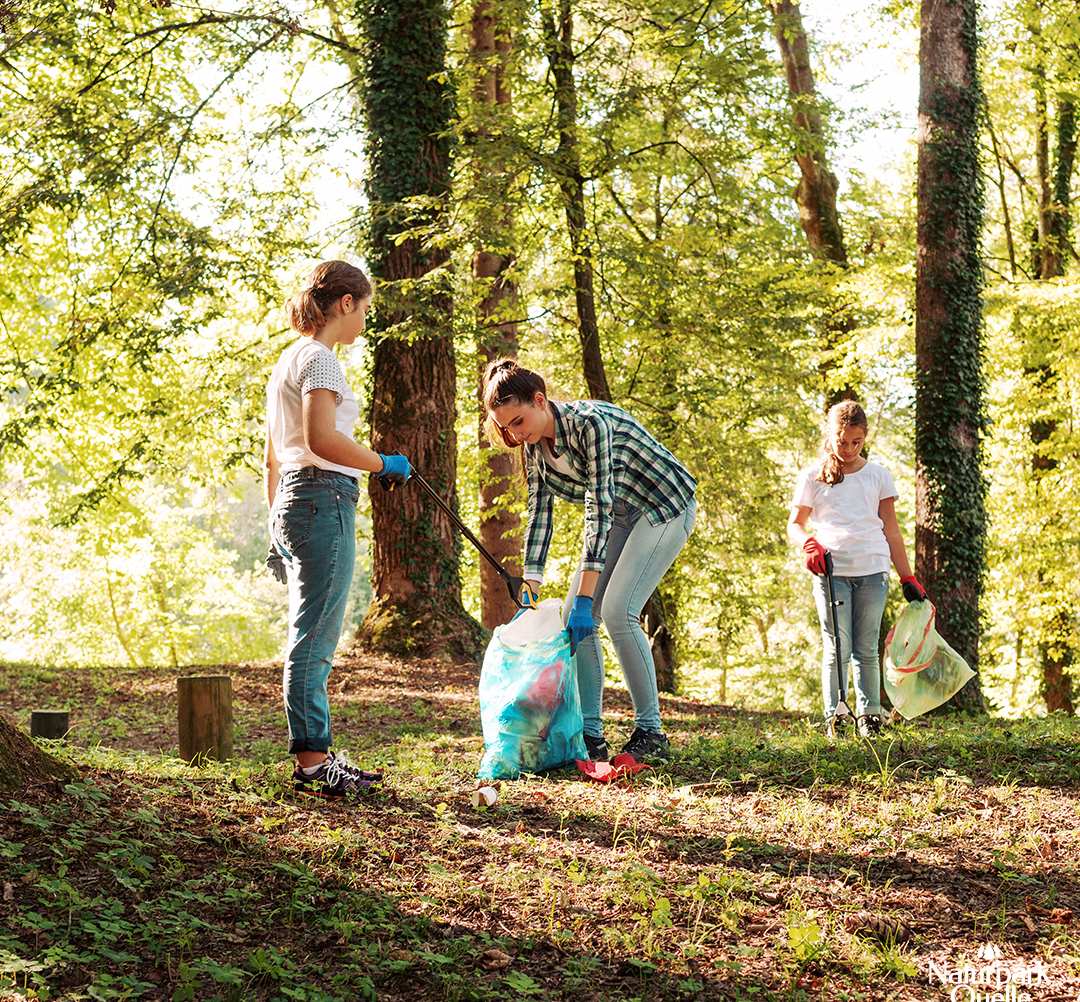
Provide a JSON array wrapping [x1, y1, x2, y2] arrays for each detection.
[[565, 499, 696, 737], [811, 570, 888, 718], [270, 468, 358, 754]]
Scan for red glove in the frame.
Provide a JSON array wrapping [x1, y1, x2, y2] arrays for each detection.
[[802, 538, 828, 575], [901, 576, 927, 602]]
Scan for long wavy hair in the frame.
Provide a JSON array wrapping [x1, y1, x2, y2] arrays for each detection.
[[818, 400, 868, 485]]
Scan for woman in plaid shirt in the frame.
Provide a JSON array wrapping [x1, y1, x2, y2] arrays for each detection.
[[483, 359, 697, 762]]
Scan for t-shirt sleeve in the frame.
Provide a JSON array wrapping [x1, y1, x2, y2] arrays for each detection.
[[792, 468, 816, 509], [878, 464, 899, 501], [298, 350, 346, 405]]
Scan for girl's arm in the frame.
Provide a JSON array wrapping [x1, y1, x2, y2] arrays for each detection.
[[878, 496, 914, 578], [264, 431, 280, 510], [523, 450, 555, 591], [303, 389, 384, 473], [579, 412, 615, 596], [787, 505, 813, 546]]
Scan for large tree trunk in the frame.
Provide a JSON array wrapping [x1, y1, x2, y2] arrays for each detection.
[[540, 0, 675, 691], [356, 0, 484, 660], [470, 0, 523, 629], [915, 0, 987, 711], [771, 0, 857, 407], [0, 713, 76, 792]]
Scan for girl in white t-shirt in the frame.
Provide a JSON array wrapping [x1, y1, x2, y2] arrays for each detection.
[[264, 260, 411, 797], [786, 401, 926, 739]]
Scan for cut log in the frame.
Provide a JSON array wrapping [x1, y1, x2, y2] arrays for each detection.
[[177, 675, 233, 763]]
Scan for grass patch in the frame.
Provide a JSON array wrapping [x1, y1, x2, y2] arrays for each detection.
[[2, 655, 1080, 1000]]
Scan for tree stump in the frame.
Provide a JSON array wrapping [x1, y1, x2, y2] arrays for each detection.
[[0, 713, 77, 792], [30, 710, 70, 740], [177, 675, 233, 763]]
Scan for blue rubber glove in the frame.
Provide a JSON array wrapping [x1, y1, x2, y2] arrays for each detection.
[[377, 453, 412, 491], [567, 595, 595, 655]]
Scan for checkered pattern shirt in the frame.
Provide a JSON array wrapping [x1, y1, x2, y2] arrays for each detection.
[[523, 400, 696, 579]]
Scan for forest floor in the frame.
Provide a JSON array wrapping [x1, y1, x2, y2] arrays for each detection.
[[1, 654, 1079, 1001]]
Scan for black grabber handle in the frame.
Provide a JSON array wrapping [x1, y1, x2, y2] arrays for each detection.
[[822, 551, 849, 710], [408, 471, 524, 608]]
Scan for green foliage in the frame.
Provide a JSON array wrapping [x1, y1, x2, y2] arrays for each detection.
[[0, 0, 1075, 709]]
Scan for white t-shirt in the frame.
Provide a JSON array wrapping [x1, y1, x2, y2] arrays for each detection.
[[266, 339, 361, 478], [791, 460, 898, 576], [541, 439, 580, 480]]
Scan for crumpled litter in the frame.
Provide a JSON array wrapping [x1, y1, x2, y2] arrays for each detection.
[[574, 753, 649, 783]]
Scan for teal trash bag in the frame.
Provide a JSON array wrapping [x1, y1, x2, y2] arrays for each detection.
[[477, 599, 587, 780], [884, 600, 975, 719]]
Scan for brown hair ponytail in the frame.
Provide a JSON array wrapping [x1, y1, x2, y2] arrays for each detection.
[[818, 400, 868, 485], [285, 260, 372, 336], [481, 358, 548, 451]]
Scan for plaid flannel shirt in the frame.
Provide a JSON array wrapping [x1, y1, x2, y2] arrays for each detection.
[[523, 400, 696, 579]]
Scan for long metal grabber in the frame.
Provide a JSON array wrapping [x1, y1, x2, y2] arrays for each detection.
[[408, 470, 524, 608]]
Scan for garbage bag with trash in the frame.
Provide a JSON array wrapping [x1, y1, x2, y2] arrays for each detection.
[[477, 599, 588, 780], [884, 600, 975, 718]]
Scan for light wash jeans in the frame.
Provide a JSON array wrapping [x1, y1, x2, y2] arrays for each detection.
[[270, 467, 358, 754], [564, 498, 697, 738], [811, 570, 888, 718]]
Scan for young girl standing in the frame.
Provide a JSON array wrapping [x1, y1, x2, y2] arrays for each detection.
[[482, 359, 697, 763], [787, 401, 926, 739], [264, 260, 411, 796]]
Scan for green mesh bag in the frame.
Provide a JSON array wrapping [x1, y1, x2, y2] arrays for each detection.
[[884, 601, 974, 719]]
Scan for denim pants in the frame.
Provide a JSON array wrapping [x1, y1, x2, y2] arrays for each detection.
[[564, 499, 697, 738], [811, 570, 888, 718], [270, 468, 357, 754]]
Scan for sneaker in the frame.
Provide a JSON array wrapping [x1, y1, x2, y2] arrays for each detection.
[[292, 751, 382, 799], [583, 733, 609, 762], [857, 714, 884, 738], [825, 713, 851, 742], [620, 727, 671, 762]]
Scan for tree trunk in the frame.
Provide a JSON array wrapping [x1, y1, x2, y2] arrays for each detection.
[[770, 0, 857, 407], [470, 0, 523, 629], [356, 0, 484, 660], [985, 104, 1018, 278], [915, 0, 986, 711], [1029, 32, 1076, 713], [540, 0, 611, 403], [1048, 98, 1076, 276], [541, 0, 675, 690], [1033, 30, 1054, 279], [0, 713, 76, 792]]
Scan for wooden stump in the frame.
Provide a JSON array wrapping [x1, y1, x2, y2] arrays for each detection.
[[177, 675, 233, 763], [30, 710, 70, 740]]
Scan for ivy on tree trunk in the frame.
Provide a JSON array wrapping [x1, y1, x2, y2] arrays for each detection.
[[915, 0, 987, 711], [356, 0, 484, 660]]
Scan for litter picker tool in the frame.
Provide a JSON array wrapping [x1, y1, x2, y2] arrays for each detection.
[[407, 471, 525, 608], [822, 551, 851, 722]]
